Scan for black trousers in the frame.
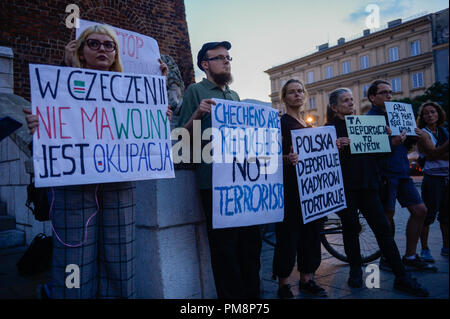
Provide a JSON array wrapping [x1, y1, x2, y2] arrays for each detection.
[[200, 189, 262, 299], [338, 189, 406, 278], [273, 217, 323, 278]]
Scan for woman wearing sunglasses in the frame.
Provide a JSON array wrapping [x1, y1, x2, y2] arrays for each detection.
[[24, 24, 170, 299]]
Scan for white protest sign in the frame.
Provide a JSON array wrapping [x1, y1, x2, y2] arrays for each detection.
[[29, 64, 174, 187], [385, 101, 417, 136], [345, 115, 391, 154], [211, 99, 284, 229], [291, 126, 346, 224], [77, 19, 162, 76]]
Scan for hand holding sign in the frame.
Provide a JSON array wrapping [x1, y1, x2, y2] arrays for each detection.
[[288, 146, 299, 166], [64, 40, 77, 67], [336, 137, 350, 150], [23, 108, 39, 135], [195, 99, 216, 118]]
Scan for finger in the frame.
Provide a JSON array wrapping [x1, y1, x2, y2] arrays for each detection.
[[203, 99, 217, 105], [23, 108, 32, 114]]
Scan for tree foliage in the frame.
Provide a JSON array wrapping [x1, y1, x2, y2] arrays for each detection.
[[393, 81, 449, 124]]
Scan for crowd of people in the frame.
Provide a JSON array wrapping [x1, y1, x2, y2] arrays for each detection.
[[24, 24, 448, 299]]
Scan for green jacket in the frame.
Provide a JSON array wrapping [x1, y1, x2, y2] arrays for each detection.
[[177, 78, 240, 189]]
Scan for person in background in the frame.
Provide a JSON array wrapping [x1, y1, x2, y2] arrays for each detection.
[[273, 79, 327, 299], [415, 101, 449, 261], [326, 87, 428, 297], [366, 80, 436, 272], [24, 24, 170, 299]]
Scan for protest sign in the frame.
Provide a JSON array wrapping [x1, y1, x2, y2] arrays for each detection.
[[77, 19, 162, 76], [291, 126, 346, 224], [211, 99, 284, 229], [385, 101, 417, 136], [29, 64, 174, 187], [345, 115, 391, 154]]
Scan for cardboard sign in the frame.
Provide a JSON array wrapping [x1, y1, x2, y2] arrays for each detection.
[[211, 99, 284, 229], [29, 64, 174, 187], [291, 126, 346, 224], [345, 115, 391, 154], [77, 19, 162, 76], [385, 102, 417, 136]]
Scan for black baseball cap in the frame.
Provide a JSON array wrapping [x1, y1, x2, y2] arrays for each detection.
[[197, 41, 232, 71]]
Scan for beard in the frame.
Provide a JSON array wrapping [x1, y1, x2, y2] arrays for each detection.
[[210, 70, 233, 86]]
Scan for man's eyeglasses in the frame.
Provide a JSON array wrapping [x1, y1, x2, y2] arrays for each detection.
[[85, 39, 116, 52], [206, 55, 232, 62], [376, 90, 393, 96]]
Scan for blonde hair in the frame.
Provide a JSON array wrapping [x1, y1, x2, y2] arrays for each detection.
[[73, 24, 123, 72]]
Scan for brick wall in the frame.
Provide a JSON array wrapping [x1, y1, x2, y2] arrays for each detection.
[[0, 0, 195, 101]]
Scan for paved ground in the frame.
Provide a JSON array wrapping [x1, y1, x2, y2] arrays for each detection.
[[0, 179, 448, 299], [260, 181, 449, 299]]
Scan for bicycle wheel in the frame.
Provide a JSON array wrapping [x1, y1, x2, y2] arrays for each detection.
[[320, 212, 381, 264]]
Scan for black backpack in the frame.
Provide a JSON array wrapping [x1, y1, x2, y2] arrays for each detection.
[[16, 233, 52, 276]]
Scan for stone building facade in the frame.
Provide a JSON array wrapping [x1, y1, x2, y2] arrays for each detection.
[[265, 12, 442, 125]]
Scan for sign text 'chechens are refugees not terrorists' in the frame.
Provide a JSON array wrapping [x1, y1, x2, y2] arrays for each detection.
[[211, 99, 284, 229], [29, 64, 174, 187]]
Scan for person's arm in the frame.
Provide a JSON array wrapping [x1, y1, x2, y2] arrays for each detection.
[[63, 40, 77, 67], [391, 130, 406, 147], [22, 108, 38, 135], [415, 128, 449, 160], [283, 146, 298, 166], [183, 99, 216, 134]]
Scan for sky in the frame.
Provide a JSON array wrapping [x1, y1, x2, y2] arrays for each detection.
[[184, 0, 449, 102]]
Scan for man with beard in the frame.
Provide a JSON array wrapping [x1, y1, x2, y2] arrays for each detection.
[[178, 41, 262, 299]]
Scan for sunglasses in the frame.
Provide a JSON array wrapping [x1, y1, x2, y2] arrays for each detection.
[[85, 39, 116, 52]]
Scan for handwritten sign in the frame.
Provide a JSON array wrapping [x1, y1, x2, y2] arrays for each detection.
[[211, 99, 284, 229], [385, 102, 417, 136], [291, 126, 346, 224], [77, 19, 162, 76], [29, 64, 174, 187], [345, 115, 391, 154]]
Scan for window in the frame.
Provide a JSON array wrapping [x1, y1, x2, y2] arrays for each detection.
[[325, 66, 333, 79], [362, 84, 370, 98], [308, 97, 316, 109], [390, 77, 402, 92], [411, 40, 421, 56], [389, 47, 399, 62], [360, 55, 370, 69], [307, 71, 314, 84], [342, 61, 351, 74], [412, 72, 423, 88]]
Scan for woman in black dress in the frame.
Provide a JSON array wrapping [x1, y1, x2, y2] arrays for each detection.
[[273, 79, 327, 298]]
